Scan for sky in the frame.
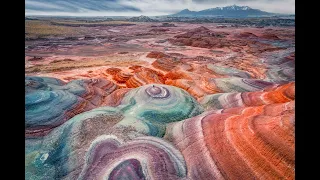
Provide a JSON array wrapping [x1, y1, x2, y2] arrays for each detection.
[[25, 0, 295, 16]]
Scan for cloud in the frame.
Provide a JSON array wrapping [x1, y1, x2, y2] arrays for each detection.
[[26, 0, 141, 14], [25, 0, 295, 16], [26, 1, 68, 11]]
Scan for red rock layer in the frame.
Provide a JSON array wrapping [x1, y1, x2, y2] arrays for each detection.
[[151, 57, 181, 72], [164, 70, 194, 80], [105, 68, 122, 75], [165, 78, 221, 98], [149, 28, 170, 33], [200, 82, 295, 110], [168, 27, 286, 56], [113, 72, 132, 83], [128, 65, 143, 70], [260, 33, 280, 40], [102, 88, 132, 107], [146, 51, 169, 59], [79, 79, 119, 106], [126, 67, 165, 88], [168, 26, 253, 49], [235, 32, 258, 38], [262, 82, 295, 101], [165, 101, 295, 179]]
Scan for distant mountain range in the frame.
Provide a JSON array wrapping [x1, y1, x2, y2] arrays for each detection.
[[128, 15, 158, 22], [172, 5, 280, 18]]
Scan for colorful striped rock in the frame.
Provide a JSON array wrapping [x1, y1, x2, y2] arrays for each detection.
[[200, 82, 295, 110], [25, 107, 126, 180], [102, 88, 132, 107], [266, 67, 295, 83], [78, 135, 187, 180], [116, 84, 204, 136], [25, 76, 118, 137], [113, 71, 133, 83], [25, 76, 65, 93], [151, 57, 181, 72], [166, 77, 276, 99], [209, 77, 275, 92], [165, 101, 295, 179], [25, 84, 203, 179], [126, 67, 165, 88], [206, 64, 252, 78]]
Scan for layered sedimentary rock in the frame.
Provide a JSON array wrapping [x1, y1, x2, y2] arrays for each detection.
[[117, 84, 204, 136], [149, 28, 170, 34], [151, 57, 182, 72], [25, 84, 203, 179], [126, 67, 165, 88], [166, 77, 276, 99], [165, 101, 295, 179], [25, 76, 118, 137], [260, 32, 280, 40], [261, 50, 295, 83], [113, 71, 132, 83], [200, 82, 295, 110], [78, 135, 187, 180], [209, 77, 275, 92], [206, 64, 252, 78], [167, 27, 288, 57], [266, 68, 295, 82], [25, 22, 295, 179], [168, 26, 250, 49], [102, 88, 132, 107], [25, 107, 126, 180], [235, 32, 258, 38], [146, 51, 169, 59], [106, 67, 122, 75]]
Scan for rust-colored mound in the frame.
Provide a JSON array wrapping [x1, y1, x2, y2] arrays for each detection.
[[113, 71, 132, 83], [168, 26, 286, 54], [165, 101, 295, 179], [126, 67, 165, 88], [235, 32, 258, 38], [260, 33, 280, 40], [128, 65, 143, 70], [164, 69, 194, 80], [106, 67, 122, 75], [168, 26, 244, 49], [146, 51, 169, 59], [151, 57, 181, 72]]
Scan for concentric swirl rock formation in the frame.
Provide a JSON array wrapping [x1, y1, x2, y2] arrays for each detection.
[[78, 135, 187, 180], [117, 84, 204, 136], [25, 76, 118, 137], [25, 107, 124, 180], [26, 108, 187, 179], [25, 83, 203, 179], [165, 101, 295, 179]]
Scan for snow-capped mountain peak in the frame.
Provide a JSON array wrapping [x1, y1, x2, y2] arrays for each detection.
[[202, 5, 252, 11], [173, 5, 272, 17], [223, 5, 252, 10]]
